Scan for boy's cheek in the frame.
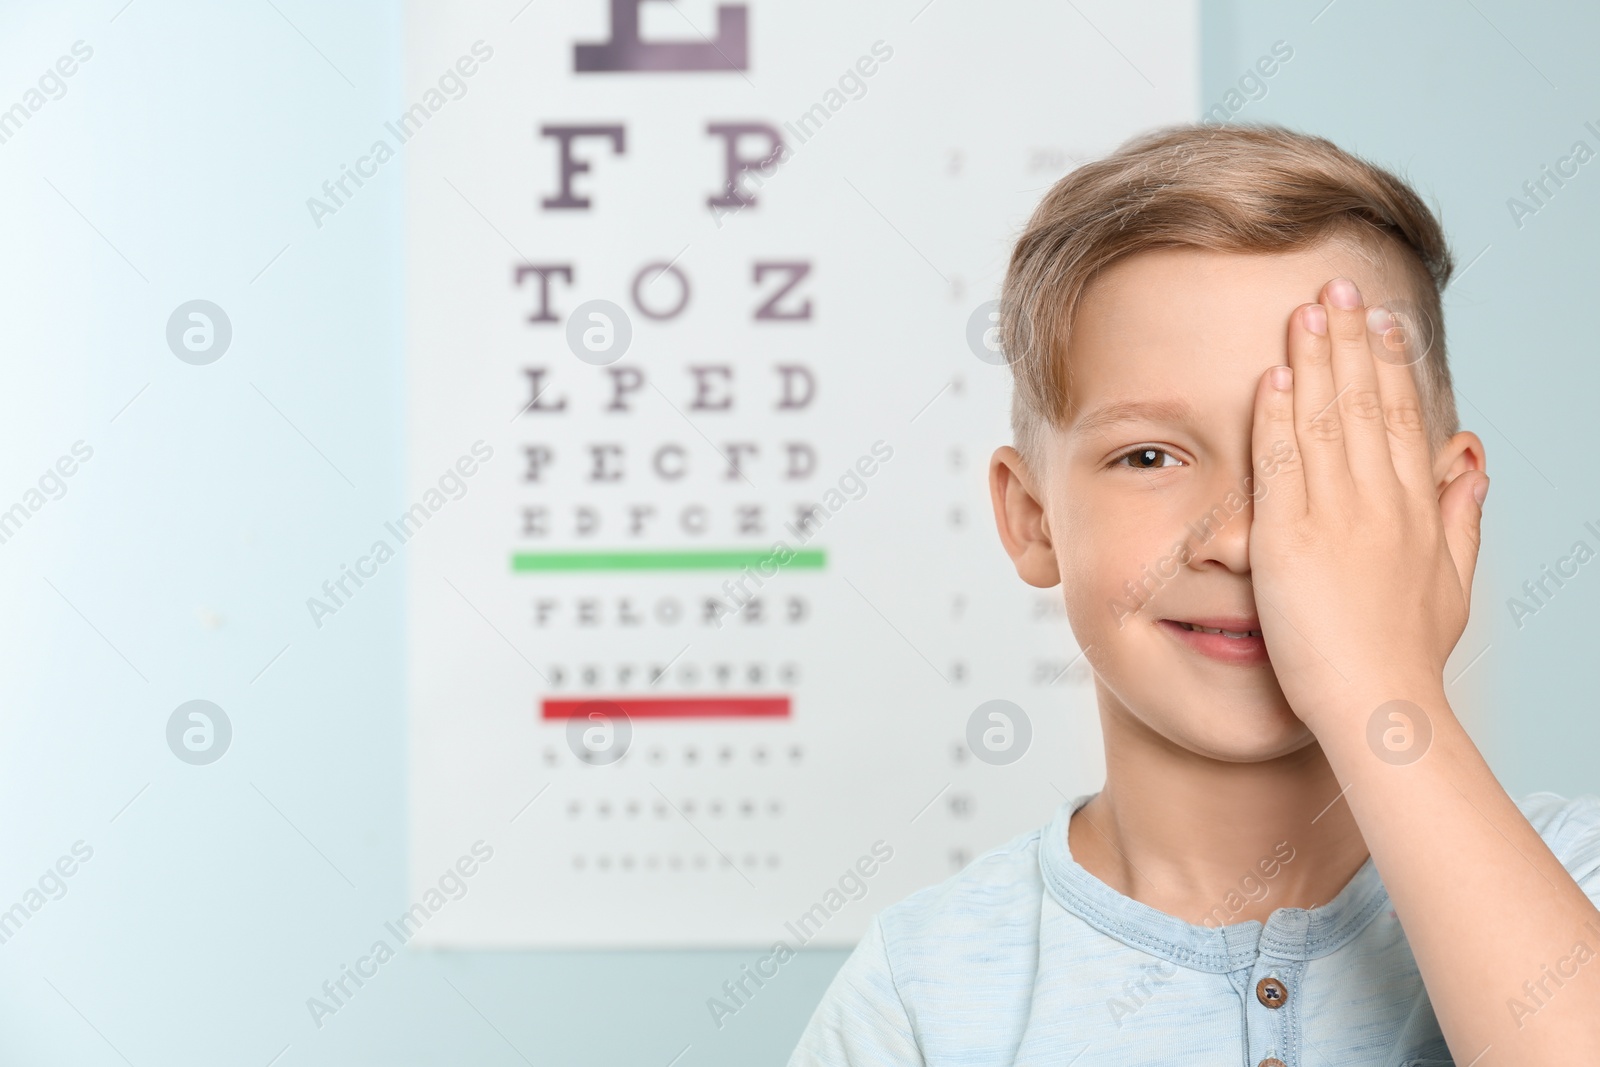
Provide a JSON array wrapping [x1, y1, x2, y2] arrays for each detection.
[[1068, 560, 1146, 633]]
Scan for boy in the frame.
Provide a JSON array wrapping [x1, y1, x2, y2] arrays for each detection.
[[786, 123, 1600, 1064]]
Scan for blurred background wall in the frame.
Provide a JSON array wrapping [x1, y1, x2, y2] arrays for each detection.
[[0, 0, 1594, 1064]]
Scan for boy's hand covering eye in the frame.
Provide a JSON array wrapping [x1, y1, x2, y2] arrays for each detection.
[[1248, 277, 1490, 730]]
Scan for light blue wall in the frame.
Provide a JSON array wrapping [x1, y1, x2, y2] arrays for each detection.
[[0, 1, 1591, 1064]]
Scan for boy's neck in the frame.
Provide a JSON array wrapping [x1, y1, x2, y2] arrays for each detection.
[[1068, 717, 1371, 929]]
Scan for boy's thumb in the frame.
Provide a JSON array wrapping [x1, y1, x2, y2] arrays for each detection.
[[1441, 471, 1488, 602]]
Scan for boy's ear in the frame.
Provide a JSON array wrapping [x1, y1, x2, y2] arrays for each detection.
[[989, 445, 1062, 589], [1431, 430, 1487, 500]]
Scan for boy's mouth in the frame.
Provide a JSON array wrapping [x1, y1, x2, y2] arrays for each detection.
[[1171, 620, 1254, 639], [1157, 617, 1269, 665], [1170, 618, 1262, 639]]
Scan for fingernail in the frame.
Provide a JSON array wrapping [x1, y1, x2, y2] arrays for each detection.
[[1473, 478, 1489, 506], [1304, 305, 1327, 335], [1366, 306, 1394, 332], [1328, 277, 1361, 310], [1271, 365, 1292, 391]]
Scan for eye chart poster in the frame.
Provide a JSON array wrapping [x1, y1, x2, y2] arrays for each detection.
[[406, 0, 1197, 947]]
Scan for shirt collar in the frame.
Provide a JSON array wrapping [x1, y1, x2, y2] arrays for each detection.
[[1039, 792, 1391, 971]]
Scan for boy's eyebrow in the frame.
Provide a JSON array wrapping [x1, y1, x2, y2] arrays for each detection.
[[1067, 397, 1199, 437]]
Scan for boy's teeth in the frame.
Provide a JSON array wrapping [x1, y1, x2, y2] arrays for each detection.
[[1179, 622, 1261, 638]]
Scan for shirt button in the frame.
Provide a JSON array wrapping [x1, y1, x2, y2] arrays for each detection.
[[1256, 976, 1288, 1008], [1258, 1059, 1287, 1067]]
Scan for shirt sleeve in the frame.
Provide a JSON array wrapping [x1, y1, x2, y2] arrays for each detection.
[[1545, 792, 1600, 906], [786, 914, 926, 1067]]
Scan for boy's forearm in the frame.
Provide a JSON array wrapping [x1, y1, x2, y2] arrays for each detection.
[[1311, 684, 1600, 1061]]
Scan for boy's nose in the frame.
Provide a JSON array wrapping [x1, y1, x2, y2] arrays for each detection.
[[1182, 473, 1256, 574]]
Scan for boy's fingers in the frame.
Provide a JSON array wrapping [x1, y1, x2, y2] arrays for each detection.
[[1369, 307, 1436, 501], [1322, 279, 1396, 487], [1253, 363, 1305, 523], [1287, 299, 1352, 508]]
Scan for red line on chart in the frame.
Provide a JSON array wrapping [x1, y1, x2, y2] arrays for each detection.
[[542, 696, 790, 720]]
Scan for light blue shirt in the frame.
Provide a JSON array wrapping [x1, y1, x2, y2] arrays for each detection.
[[787, 790, 1600, 1066]]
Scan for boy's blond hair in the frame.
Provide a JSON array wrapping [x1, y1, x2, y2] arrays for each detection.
[[998, 122, 1459, 475]]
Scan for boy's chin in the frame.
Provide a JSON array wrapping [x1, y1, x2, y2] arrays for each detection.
[[1160, 703, 1317, 763], [1200, 730, 1320, 764]]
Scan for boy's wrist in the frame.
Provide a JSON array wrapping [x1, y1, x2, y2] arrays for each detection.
[[1295, 673, 1452, 749]]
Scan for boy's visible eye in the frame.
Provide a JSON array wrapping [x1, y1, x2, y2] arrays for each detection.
[[1111, 446, 1184, 471]]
